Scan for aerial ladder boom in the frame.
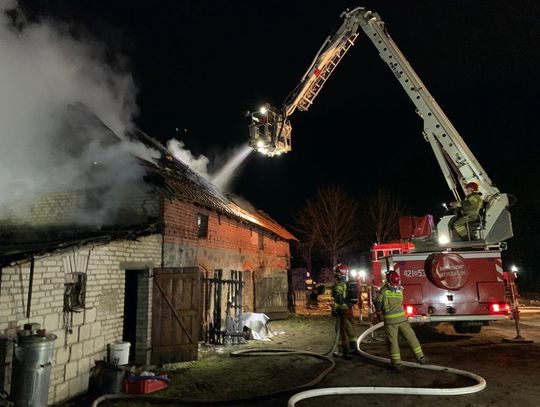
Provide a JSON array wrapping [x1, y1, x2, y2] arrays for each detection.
[[354, 8, 513, 245], [247, 10, 363, 157], [248, 7, 513, 245]]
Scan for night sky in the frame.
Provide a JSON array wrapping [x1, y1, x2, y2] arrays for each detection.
[[19, 1, 540, 286]]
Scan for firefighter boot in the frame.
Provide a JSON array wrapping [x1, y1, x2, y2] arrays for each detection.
[[417, 355, 428, 365], [388, 363, 403, 372], [348, 341, 361, 356]]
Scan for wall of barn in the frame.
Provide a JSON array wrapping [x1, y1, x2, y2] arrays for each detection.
[[162, 200, 291, 312], [0, 189, 159, 228], [0, 235, 161, 404], [0, 196, 292, 404]]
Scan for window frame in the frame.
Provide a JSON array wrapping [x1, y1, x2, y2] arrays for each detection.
[[197, 213, 209, 239]]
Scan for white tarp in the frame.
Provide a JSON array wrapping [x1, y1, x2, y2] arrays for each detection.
[[242, 312, 274, 341]]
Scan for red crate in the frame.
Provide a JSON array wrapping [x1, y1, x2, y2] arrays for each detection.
[[123, 375, 169, 394]]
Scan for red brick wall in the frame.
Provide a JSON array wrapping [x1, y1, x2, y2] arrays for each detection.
[[163, 199, 290, 272], [164, 201, 290, 257], [163, 199, 291, 313]]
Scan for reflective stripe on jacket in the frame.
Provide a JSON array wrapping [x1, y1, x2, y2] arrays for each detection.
[[374, 284, 407, 324]]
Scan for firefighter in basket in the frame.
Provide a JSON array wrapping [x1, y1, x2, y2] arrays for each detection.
[[374, 270, 427, 370], [332, 264, 358, 359], [449, 181, 484, 240]]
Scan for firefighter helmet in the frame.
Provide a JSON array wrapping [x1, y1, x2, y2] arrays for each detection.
[[386, 270, 400, 286], [334, 263, 349, 278], [466, 181, 479, 191]]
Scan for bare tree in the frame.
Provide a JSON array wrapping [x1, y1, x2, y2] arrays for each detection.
[[294, 186, 361, 267], [364, 188, 405, 244], [292, 207, 319, 274]]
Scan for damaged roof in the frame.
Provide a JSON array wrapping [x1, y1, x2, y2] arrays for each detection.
[[136, 132, 297, 241], [0, 128, 296, 266], [0, 223, 159, 268], [0, 121, 296, 266]]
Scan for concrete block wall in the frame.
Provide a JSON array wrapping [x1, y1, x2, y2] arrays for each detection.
[[0, 234, 161, 404]]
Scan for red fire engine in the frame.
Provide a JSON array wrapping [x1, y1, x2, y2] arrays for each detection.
[[248, 7, 518, 333], [370, 239, 516, 333]]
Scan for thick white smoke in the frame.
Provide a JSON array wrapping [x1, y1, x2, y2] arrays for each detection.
[[167, 138, 211, 180], [0, 2, 159, 225], [166, 138, 253, 193]]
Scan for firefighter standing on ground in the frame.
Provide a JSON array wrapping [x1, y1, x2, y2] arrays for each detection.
[[374, 271, 426, 369], [332, 264, 357, 359], [450, 181, 483, 240]]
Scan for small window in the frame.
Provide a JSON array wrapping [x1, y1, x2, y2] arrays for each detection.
[[197, 213, 209, 238], [258, 232, 264, 249], [392, 249, 401, 255], [376, 250, 384, 260]]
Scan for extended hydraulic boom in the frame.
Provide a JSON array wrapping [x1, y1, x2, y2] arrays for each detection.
[[248, 7, 513, 246]]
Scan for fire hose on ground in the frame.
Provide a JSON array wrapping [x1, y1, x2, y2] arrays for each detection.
[[92, 320, 486, 407], [287, 321, 487, 406], [91, 318, 341, 407], [91, 349, 335, 406]]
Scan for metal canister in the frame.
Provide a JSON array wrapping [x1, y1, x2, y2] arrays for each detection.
[[10, 323, 57, 407]]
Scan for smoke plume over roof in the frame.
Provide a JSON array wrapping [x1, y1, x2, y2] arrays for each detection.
[[0, 2, 159, 226]]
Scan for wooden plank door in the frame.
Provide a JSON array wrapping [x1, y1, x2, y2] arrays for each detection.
[[255, 274, 289, 318], [151, 268, 200, 363]]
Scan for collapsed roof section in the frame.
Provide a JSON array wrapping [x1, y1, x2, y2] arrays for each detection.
[[0, 124, 296, 266], [135, 131, 297, 242]]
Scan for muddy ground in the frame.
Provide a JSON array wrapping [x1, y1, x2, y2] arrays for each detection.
[[96, 304, 540, 407]]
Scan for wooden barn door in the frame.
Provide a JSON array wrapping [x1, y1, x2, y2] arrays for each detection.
[[151, 267, 200, 363], [255, 274, 289, 319]]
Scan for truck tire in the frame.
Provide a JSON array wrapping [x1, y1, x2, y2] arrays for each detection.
[[467, 325, 482, 334], [453, 322, 469, 334], [453, 322, 482, 334]]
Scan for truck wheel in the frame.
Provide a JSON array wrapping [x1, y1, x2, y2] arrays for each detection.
[[467, 325, 482, 334], [453, 322, 469, 334]]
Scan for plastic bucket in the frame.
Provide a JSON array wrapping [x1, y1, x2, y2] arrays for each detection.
[[109, 341, 130, 366]]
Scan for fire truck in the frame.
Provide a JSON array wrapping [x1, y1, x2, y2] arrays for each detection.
[[248, 7, 517, 333]]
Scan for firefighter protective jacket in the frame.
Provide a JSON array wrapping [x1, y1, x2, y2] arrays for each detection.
[[455, 192, 483, 217], [374, 284, 407, 324], [332, 281, 350, 311]]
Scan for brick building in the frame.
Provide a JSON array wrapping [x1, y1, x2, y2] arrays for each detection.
[[0, 136, 295, 403]]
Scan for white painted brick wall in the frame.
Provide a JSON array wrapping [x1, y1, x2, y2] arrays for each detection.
[[0, 190, 159, 227], [0, 234, 162, 403], [64, 361, 77, 380]]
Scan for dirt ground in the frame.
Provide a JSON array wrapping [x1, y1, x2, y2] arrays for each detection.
[[97, 303, 540, 407]]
